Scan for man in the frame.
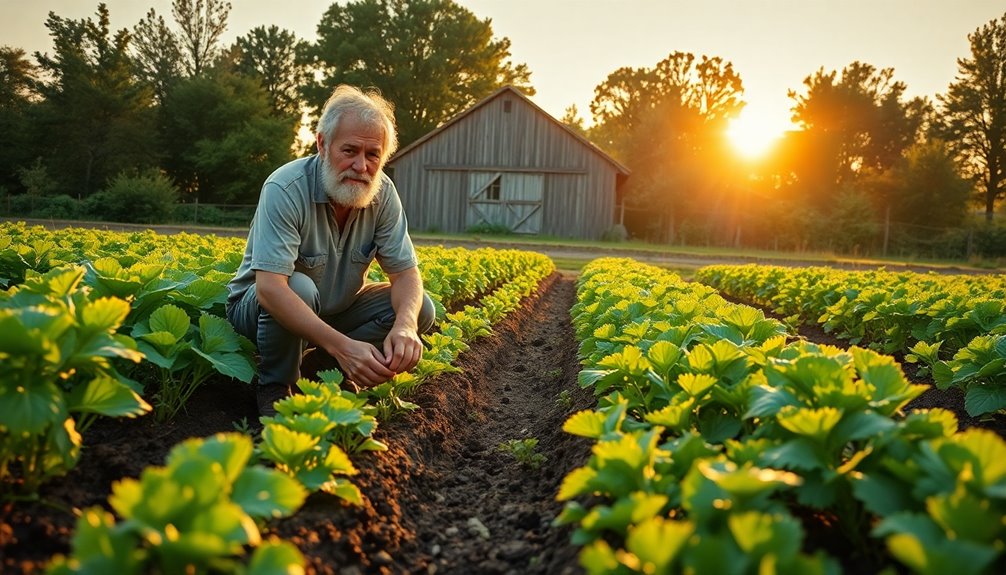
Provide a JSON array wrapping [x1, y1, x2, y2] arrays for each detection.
[[226, 85, 436, 417]]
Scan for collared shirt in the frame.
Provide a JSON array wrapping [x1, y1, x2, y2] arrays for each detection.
[[226, 155, 418, 316]]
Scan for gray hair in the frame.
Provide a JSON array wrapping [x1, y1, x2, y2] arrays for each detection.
[[316, 85, 398, 162]]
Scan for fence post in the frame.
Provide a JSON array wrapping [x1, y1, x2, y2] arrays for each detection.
[[194, 198, 198, 225]]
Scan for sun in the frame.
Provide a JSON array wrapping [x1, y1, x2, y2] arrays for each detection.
[[726, 110, 784, 160]]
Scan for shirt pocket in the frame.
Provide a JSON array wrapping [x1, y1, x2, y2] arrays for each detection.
[[351, 244, 379, 277], [295, 252, 328, 284]]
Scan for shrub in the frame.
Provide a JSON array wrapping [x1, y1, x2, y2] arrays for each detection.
[[94, 169, 179, 224], [33, 194, 81, 219]]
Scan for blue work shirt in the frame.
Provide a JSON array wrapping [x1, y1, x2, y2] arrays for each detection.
[[226, 155, 418, 317]]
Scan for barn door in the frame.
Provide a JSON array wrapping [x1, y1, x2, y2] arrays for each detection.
[[466, 173, 543, 234]]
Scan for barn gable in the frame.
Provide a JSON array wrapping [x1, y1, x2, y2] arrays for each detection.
[[386, 86, 628, 239]]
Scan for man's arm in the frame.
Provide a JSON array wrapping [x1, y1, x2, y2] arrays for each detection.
[[383, 266, 425, 373], [255, 270, 394, 386]]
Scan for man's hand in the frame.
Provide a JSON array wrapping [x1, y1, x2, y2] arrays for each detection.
[[383, 325, 423, 374], [331, 338, 395, 387]]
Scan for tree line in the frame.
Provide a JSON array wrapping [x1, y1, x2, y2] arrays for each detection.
[[1, 1, 1004, 259], [0, 0, 531, 221], [563, 12, 1006, 257]]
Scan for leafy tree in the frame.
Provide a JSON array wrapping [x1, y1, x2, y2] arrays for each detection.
[[160, 67, 295, 204], [304, 0, 533, 147], [33, 3, 158, 197], [131, 8, 183, 103], [560, 103, 588, 137], [587, 52, 744, 241], [879, 140, 972, 229], [0, 46, 40, 193], [172, 0, 231, 77], [233, 25, 308, 119], [938, 11, 1006, 220], [787, 62, 928, 207]]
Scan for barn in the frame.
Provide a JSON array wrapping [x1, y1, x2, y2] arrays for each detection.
[[386, 86, 629, 240]]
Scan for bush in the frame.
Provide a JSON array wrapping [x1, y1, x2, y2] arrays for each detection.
[[33, 194, 81, 219], [601, 224, 628, 242], [466, 221, 513, 235], [90, 170, 178, 224]]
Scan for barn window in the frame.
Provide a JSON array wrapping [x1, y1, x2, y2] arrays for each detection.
[[485, 175, 501, 200], [503, 99, 512, 113]]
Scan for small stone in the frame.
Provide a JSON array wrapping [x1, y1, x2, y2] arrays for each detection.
[[435, 492, 446, 503], [445, 526, 460, 537], [467, 517, 491, 540], [372, 550, 393, 566], [431, 544, 441, 557], [497, 540, 532, 561], [339, 567, 363, 575]]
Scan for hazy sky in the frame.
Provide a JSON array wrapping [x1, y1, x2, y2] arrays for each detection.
[[3, 0, 1004, 142]]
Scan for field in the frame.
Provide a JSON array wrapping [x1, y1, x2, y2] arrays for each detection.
[[2, 223, 1006, 574]]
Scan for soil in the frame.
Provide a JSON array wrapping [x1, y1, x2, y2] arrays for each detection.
[[1, 272, 592, 575]]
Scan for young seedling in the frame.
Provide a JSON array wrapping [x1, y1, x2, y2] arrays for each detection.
[[499, 438, 546, 469]]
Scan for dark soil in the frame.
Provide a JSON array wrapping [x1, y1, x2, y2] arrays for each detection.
[[1, 273, 592, 574]]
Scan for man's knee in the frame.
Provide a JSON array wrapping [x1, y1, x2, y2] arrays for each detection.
[[418, 292, 436, 334], [288, 272, 321, 312]]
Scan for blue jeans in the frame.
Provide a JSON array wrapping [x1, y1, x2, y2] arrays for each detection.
[[226, 272, 437, 387]]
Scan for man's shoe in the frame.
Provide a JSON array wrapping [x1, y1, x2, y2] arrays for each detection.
[[256, 382, 291, 418]]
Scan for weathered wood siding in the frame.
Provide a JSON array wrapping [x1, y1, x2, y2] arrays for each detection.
[[388, 91, 622, 239]]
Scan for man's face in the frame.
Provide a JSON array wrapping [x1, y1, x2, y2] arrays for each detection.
[[318, 113, 385, 208]]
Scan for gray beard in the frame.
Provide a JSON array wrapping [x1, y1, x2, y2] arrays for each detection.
[[320, 158, 381, 208]]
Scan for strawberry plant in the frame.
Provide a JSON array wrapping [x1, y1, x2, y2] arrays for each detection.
[[908, 334, 1006, 417], [45, 432, 307, 574], [0, 266, 149, 498], [131, 304, 255, 421]]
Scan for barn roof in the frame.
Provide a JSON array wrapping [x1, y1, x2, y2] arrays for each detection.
[[388, 85, 630, 176]]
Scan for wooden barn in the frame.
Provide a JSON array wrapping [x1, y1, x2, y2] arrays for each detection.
[[386, 86, 629, 239]]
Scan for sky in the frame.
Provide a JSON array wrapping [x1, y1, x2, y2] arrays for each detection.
[[3, 0, 1004, 153]]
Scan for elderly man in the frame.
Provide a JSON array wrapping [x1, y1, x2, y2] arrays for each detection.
[[226, 85, 435, 416]]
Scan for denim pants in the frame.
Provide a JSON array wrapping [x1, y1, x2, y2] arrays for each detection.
[[226, 271, 437, 387]]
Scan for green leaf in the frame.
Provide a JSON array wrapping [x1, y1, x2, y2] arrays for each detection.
[[247, 539, 306, 575], [168, 433, 253, 484], [558, 466, 598, 501], [65, 374, 152, 418], [79, 297, 131, 333], [626, 516, 692, 572], [580, 540, 620, 575], [197, 313, 241, 355], [728, 511, 802, 560], [697, 409, 742, 443], [57, 507, 144, 574], [678, 372, 717, 398], [776, 406, 843, 443], [0, 379, 65, 434], [853, 473, 914, 517], [190, 348, 255, 383], [926, 485, 1002, 544], [744, 385, 798, 419], [232, 466, 307, 520], [963, 385, 1006, 417], [259, 425, 319, 468], [148, 304, 191, 340], [563, 410, 606, 438]]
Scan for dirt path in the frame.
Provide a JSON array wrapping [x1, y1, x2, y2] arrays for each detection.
[[399, 273, 589, 574]]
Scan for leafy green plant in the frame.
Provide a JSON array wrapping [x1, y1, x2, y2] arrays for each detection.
[[908, 334, 1006, 417], [556, 389, 573, 409], [131, 304, 255, 421], [46, 432, 306, 574], [0, 266, 149, 499], [499, 438, 546, 469]]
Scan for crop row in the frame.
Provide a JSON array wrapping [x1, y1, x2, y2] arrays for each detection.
[[697, 264, 1006, 417], [0, 222, 554, 573], [558, 258, 1006, 575]]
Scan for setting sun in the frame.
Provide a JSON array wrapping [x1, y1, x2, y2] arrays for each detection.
[[727, 110, 785, 160]]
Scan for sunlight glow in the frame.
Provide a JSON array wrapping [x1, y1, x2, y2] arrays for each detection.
[[727, 111, 785, 160]]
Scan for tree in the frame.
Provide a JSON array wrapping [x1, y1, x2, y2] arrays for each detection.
[[787, 62, 929, 208], [172, 0, 231, 77], [887, 140, 972, 228], [938, 11, 1006, 220], [560, 104, 588, 137], [304, 0, 533, 147], [233, 25, 307, 119], [131, 8, 183, 103], [33, 3, 158, 197], [587, 52, 745, 242], [160, 67, 295, 204], [0, 46, 40, 193]]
